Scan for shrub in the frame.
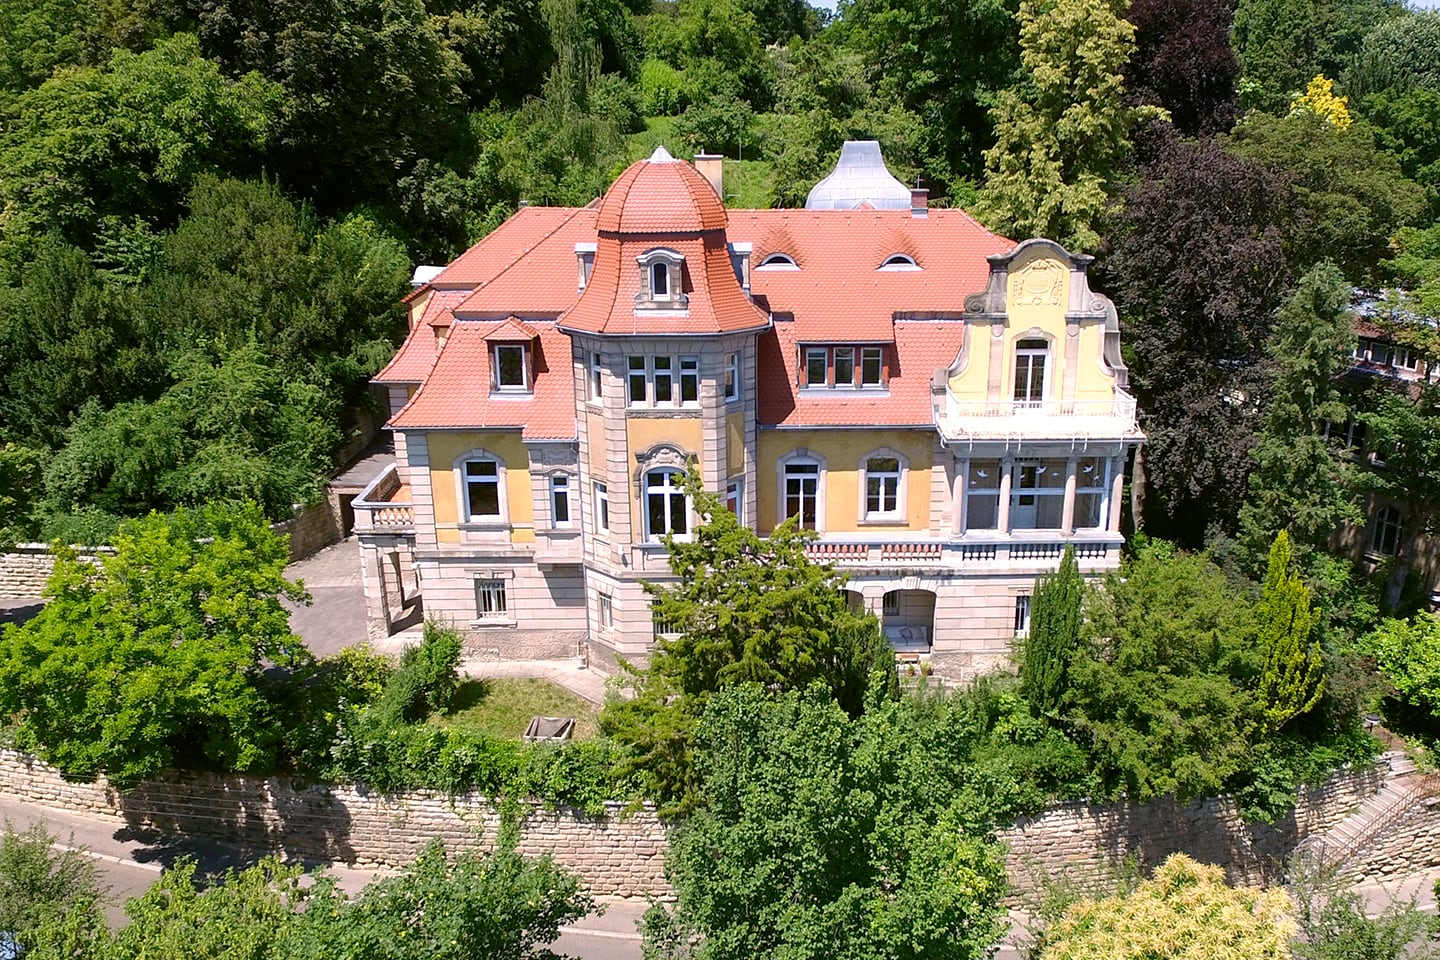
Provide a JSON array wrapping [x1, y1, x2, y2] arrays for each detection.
[[638, 58, 685, 115], [375, 619, 463, 724]]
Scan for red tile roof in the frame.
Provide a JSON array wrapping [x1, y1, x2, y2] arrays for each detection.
[[375, 290, 469, 383], [389, 320, 577, 440], [595, 150, 727, 234], [756, 318, 964, 428]]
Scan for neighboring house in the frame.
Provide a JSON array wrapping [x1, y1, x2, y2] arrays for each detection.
[[1330, 314, 1440, 607], [353, 142, 1145, 680]]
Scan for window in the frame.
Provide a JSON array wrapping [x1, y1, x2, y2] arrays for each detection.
[[860, 347, 883, 386], [834, 347, 855, 387], [1396, 345, 1420, 371], [1014, 339, 1048, 406], [651, 261, 669, 298], [680, 357, 699, 404], [1014, 595, 1031, 637], [805, 348, 828, 386], [1073, 457, 1109, 529], [882, 591, 900, 617], [628, 356, 647, 405], [1011, 459, 1065, 530], [879, 253, 919, 270], [757, 252, 798, 269], [588, 352, 603, 402], [1372, 505, 1404, 556], [724, 478, 742, 515], [652, 602, 681, 639], [494, 345, 527, 390], [965, 460, 1001, 531], [550, 474, 572, 526], [598, 591, 614, 630], [644, 468, 689, 540], [1321, 418, 1367, 452], [594, 482, 609, 532], [475, 579, 508, 619], [863, 456, 902, 520], [654, 356, 674, 404], [783, 460, 821, 530], [724, 353, 741, 401], [463, 459, 502, 521]]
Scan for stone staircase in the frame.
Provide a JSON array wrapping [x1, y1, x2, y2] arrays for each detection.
[[1292, 752, 1438, 879]]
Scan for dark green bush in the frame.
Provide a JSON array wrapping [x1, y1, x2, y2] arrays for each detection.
[[375, 619, 463, 724]]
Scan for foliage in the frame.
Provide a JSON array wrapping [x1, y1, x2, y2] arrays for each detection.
[[1020, 545, 1082, 717], [1291, 864, 1440, 960], [1255, 532, 1326, 734], [978, 0, 1155, 250], [0, 504, 307, 786], [373, 619, 464, 724], [1040, 854, 1296, 960], [1290, 74, 1352, 127], [0, 821, 107, 956], [0, 443, 44, 546], [1105, 132, 1291, 544], [1225, 112, 1424, 284], [602, 472, 893, 812], [1359, 382, 1440, 554], [643, 683, 1010, 960], [1238, 262, 1360, 560], [266, 644, 393, 775], [1364, 613, 1440, 739], [1122, 0, 1240, 135], [1344, 9, 1440, 101]]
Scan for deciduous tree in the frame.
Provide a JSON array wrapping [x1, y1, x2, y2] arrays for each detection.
[[1123, 0, 1240, 135]]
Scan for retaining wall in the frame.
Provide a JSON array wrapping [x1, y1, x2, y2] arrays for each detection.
[[1335, 796, 1440, 886], [0, 748, 1389, 902], [0, 750, 668, 900]]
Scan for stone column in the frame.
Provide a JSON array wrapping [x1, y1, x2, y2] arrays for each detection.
[[1061, 457, 1078, 535], [997, 459, 1013, 533], [953, 458, 969, 535], [1109, 454, 1126, 532]]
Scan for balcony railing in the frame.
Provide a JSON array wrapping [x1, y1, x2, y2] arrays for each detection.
[[803, 537, 1119, 568], [938, 392, 1139, 440], [353, 464, 415, 534]]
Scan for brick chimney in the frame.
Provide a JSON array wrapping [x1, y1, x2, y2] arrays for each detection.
[[910, 187, 929, 218], [694, 153, 724, 199]]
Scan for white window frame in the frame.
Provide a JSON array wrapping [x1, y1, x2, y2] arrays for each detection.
[[1010, 458, 1066, 531], [860, 347, 883, 387], [588, 352, 603, 403], [1014, 595, 1032, 637], [636, 248, 685, 304], [593, 481, 610, 533], [549, 473, 573, 527], [964, 459, 1002, 532], [1371, 505, 1404, 557], [878, 253, 920, 271], [475, 579, 509, 620], [598, 591, 615, 630], [756, 252, 798, 270], [653, 356, 675, 405], [804, 348, 828, 387], [1013, 338, 1049, 407], [1396, 345, 1419, 371], [833, 347, 856, 387], [625, 355, 698, 408], [643, 468, 692, 542], [457, 453, 507, 525], [778, 451, 826, 531], [724, 477, 742, 516], [680, 356, 699, 405], [627, 356, 647, 406], [1073, 457, 1111, 531], [724, 352, 741, 402], [493, 344, 529, 391], [860, 449, 906, 522]]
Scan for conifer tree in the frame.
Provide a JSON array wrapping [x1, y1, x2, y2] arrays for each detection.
[[1256, 531, 1325, 734], [1020, 545, 1083, 717], [978, 0, 1157, 250]]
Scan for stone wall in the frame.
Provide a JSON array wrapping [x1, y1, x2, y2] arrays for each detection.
[[0, 750, 668, 901], [273, 499, 343, 563], [1335, 796, 1440, 886], [0, 747, 1387, 903], [0, 544, 111, 598], [1000, 765, 1385, 898]]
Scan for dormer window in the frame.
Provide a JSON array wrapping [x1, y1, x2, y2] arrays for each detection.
[[636, 248, 687, 307], [801, 345, 889, 388], [494, 344, 528, 390], [878, 254, 920, 271], [757, 253, 799, 270]]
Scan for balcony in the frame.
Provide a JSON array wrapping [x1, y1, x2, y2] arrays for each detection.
[[804, 534, 1121, 570], [936, 392, 1140, 442], [353, 464, 415, 535]]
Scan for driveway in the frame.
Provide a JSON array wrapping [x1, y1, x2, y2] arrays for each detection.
[[284, 537, 368, 658]]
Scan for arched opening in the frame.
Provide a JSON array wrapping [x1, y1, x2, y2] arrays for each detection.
[[881, 589, 935, 655]]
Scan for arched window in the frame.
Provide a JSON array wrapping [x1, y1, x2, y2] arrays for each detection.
[[1013, 338, 1049, 407], [779, 454, 824, 530], [860, 450, 906, 521], [644, 468, 690, 540], [1372, 505, 1404, 556], [636, 248, 686, 305], [757, 253, 798, 270], [651, 261, 669, 298], [878, 253, 919, 271]]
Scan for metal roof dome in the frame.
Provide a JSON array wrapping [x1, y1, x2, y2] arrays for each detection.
[[805, 141, 912, 211]]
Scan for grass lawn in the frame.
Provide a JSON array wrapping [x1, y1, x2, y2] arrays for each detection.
[[433, 678, 600, 741]]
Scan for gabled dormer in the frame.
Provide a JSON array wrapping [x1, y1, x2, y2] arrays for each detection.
[[484, 317, 540, 393]]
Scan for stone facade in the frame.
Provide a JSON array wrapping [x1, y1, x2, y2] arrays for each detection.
[[0, 750, 668, 900], [0, 748, 1394, 903], [1335, 795, 1440, 886]]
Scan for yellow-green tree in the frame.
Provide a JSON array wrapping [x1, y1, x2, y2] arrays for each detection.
[[1256, 531, 1325, 734], [978, 0, 1159, 250], [1042, 854, 1295, 960], [1289, 74, 1352, 128]]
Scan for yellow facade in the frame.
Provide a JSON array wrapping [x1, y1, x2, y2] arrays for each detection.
[[626, 416, 704, 534], [755, 429, 933, 535], [426, 431, 535, 543], [725, 412, 745, 474]]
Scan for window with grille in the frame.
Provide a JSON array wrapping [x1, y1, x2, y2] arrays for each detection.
[[475, 579, 508, 619], [1014, 595, 1031, 637]]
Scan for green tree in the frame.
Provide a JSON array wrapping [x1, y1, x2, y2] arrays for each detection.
[[1238, 262, 1361, 561], [0, 822, 107, 958], [978, 0, 1156, 250], [1344, 9, 1440, 101], [600, 473, 891, 811], [0, 443, 45, 546], [1020, 545, 1082, 718], [1233, 0, 1403, 112], [1255, 531, 1325, 734], [1041, 854, 1295, 960], [1359, 383, 1440, 586], [644, 684, 1009, 960], [1364, 613, 1440, 737], [0, 504, 307, 785]]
